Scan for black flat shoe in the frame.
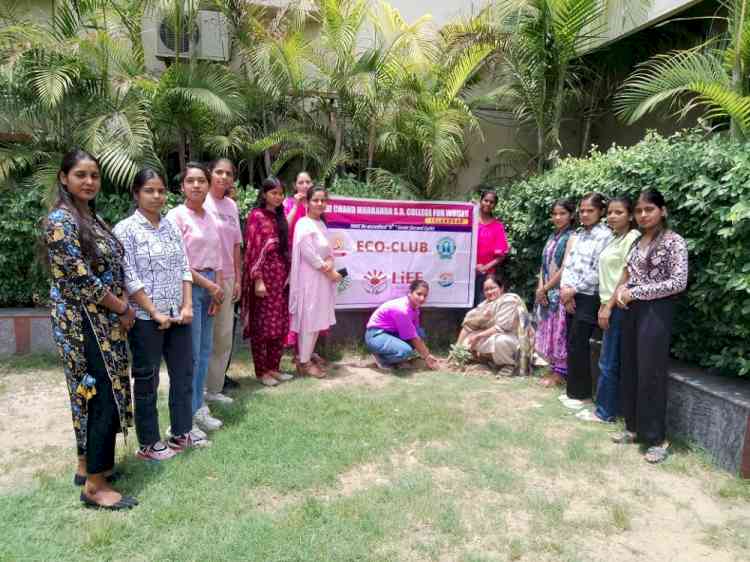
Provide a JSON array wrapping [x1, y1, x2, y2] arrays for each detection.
[[73, 471, 123, 486], [80, 492, 138, 511]]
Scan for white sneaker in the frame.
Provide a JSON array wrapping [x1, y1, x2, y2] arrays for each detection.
[[275, 373, 294, 381], [562, 398, 586, 410], [194, 406, 223, 432], [576, 409, 608, 423], [205, 392, 234, 404], [166, 425, 208, 440], [190, 425, 208, 440]]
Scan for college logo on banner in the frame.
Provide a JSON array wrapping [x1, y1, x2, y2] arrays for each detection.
[[436, 237, 457, 260], [363, 270, 388, 295], [437, 272, 455, 288]]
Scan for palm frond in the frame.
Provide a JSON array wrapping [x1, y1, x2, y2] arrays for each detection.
[[615, 49, 750, 132]]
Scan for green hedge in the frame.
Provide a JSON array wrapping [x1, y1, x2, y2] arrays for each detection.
[[493, 130, 750, 377]]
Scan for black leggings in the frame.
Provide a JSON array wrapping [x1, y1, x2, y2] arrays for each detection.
[[81, 318, 120, 475]]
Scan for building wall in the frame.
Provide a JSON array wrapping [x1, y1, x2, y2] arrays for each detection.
[[600, 0, 705, 46]]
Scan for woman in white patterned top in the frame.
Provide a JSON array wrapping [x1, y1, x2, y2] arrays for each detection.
[[114, 169, 209, 461], [559, 193, 613, 407]]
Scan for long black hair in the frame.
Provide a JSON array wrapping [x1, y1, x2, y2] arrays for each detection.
[[45, 148, 122, 264], [254, 176, 289, 257]]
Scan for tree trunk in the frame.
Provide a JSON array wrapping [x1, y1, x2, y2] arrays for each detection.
[[247, 156, 255, 188], [367, 117, 376, 171], [580, 110, 593, 157], [261, 111, 272, 176], [549, 62, 568, 169], [177, 130, 187, 172]]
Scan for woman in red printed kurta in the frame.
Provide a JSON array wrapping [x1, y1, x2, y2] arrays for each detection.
[[241, 177, 291, 387]]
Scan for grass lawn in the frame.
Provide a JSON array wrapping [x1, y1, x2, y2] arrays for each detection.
[[1, 350, 749, 561]]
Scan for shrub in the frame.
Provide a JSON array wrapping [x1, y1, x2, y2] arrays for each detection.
[[492, 129, 750, 377]]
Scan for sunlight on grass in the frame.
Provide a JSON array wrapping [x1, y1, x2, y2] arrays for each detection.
[[1, 355, 749, 562]]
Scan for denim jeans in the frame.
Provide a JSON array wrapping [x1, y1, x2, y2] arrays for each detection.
[[128, 319, 193, 446], [191, 271, 215, 415], [364, 327, 425, 365], [594, 307, 623, 422]]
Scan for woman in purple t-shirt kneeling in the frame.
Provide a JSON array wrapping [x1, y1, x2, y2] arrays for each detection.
[[364, 280, 440, 371]]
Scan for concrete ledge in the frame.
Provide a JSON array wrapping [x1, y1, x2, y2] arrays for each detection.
[[667, 363, 750, 478], [0, 308, 55, 356], [591, 339, 750, 478]]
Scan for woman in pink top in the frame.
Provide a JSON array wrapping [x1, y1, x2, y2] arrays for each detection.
[[364, 280, 440, 371], [475, 189, 509, 306], [283, 170, 314, 246], [203, 158, 243, 400], [289, 186, 341, 378], [166, 162, 225, 433]]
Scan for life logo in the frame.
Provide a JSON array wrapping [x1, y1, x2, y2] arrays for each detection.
[[363, 270, 388, 295], [437, 272, 454, 288], [436, 237, 457, 260]]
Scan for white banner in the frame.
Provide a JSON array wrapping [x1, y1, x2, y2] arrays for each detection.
[[325, 197, 477, 309]]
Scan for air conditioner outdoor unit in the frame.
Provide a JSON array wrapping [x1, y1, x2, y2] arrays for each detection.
[[155, 10, 231, 62]]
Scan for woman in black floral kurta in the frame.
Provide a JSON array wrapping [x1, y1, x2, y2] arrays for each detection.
[[45, 149, 137, 510]]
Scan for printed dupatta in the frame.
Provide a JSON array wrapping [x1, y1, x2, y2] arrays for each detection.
[[540, 228, 572, 307]]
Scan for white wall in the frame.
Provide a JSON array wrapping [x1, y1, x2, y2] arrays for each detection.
[[599, 0, 704, 47]]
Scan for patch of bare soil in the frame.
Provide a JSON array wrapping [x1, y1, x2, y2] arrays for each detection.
[[0, 370, 74, 491], [313, 360, 396, 390]]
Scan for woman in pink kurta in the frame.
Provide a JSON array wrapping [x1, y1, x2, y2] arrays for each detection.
[[289, 186, 340, 378]]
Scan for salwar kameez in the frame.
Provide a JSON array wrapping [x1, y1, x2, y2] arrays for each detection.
[[241, 208, 290, 377], [289, 217, 337, 363], [534, 229, 572, 376], [461, 293, 535, 376]]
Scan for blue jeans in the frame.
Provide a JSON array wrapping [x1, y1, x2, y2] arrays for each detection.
[[364, 327, 424, 365], [595, 307, 623, 422], [191, 271, 215, 415]]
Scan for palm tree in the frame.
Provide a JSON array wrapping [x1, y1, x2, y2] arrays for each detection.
[[615, 1, 750, 141], [446, 0, 648, 172], [0, 0, 159, 190], [373, 41, 491, 199]]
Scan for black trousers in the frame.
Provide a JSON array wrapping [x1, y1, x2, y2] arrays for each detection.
[[566, 293, 601, 400], [620, 298, 675, 446], [128, 319, 193, 446], [81, 318, 120, 475]]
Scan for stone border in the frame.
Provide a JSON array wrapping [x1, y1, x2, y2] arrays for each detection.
[[0, 308, 55, 355]]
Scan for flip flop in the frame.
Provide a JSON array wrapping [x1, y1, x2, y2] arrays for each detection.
[[645, 443, 670, 464], [80, 492, 138, 511]]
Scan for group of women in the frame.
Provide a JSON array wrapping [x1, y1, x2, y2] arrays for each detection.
[[531, 190, 688, 464], [45, 147, 687, 512], [45, 151, 344, 510]]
